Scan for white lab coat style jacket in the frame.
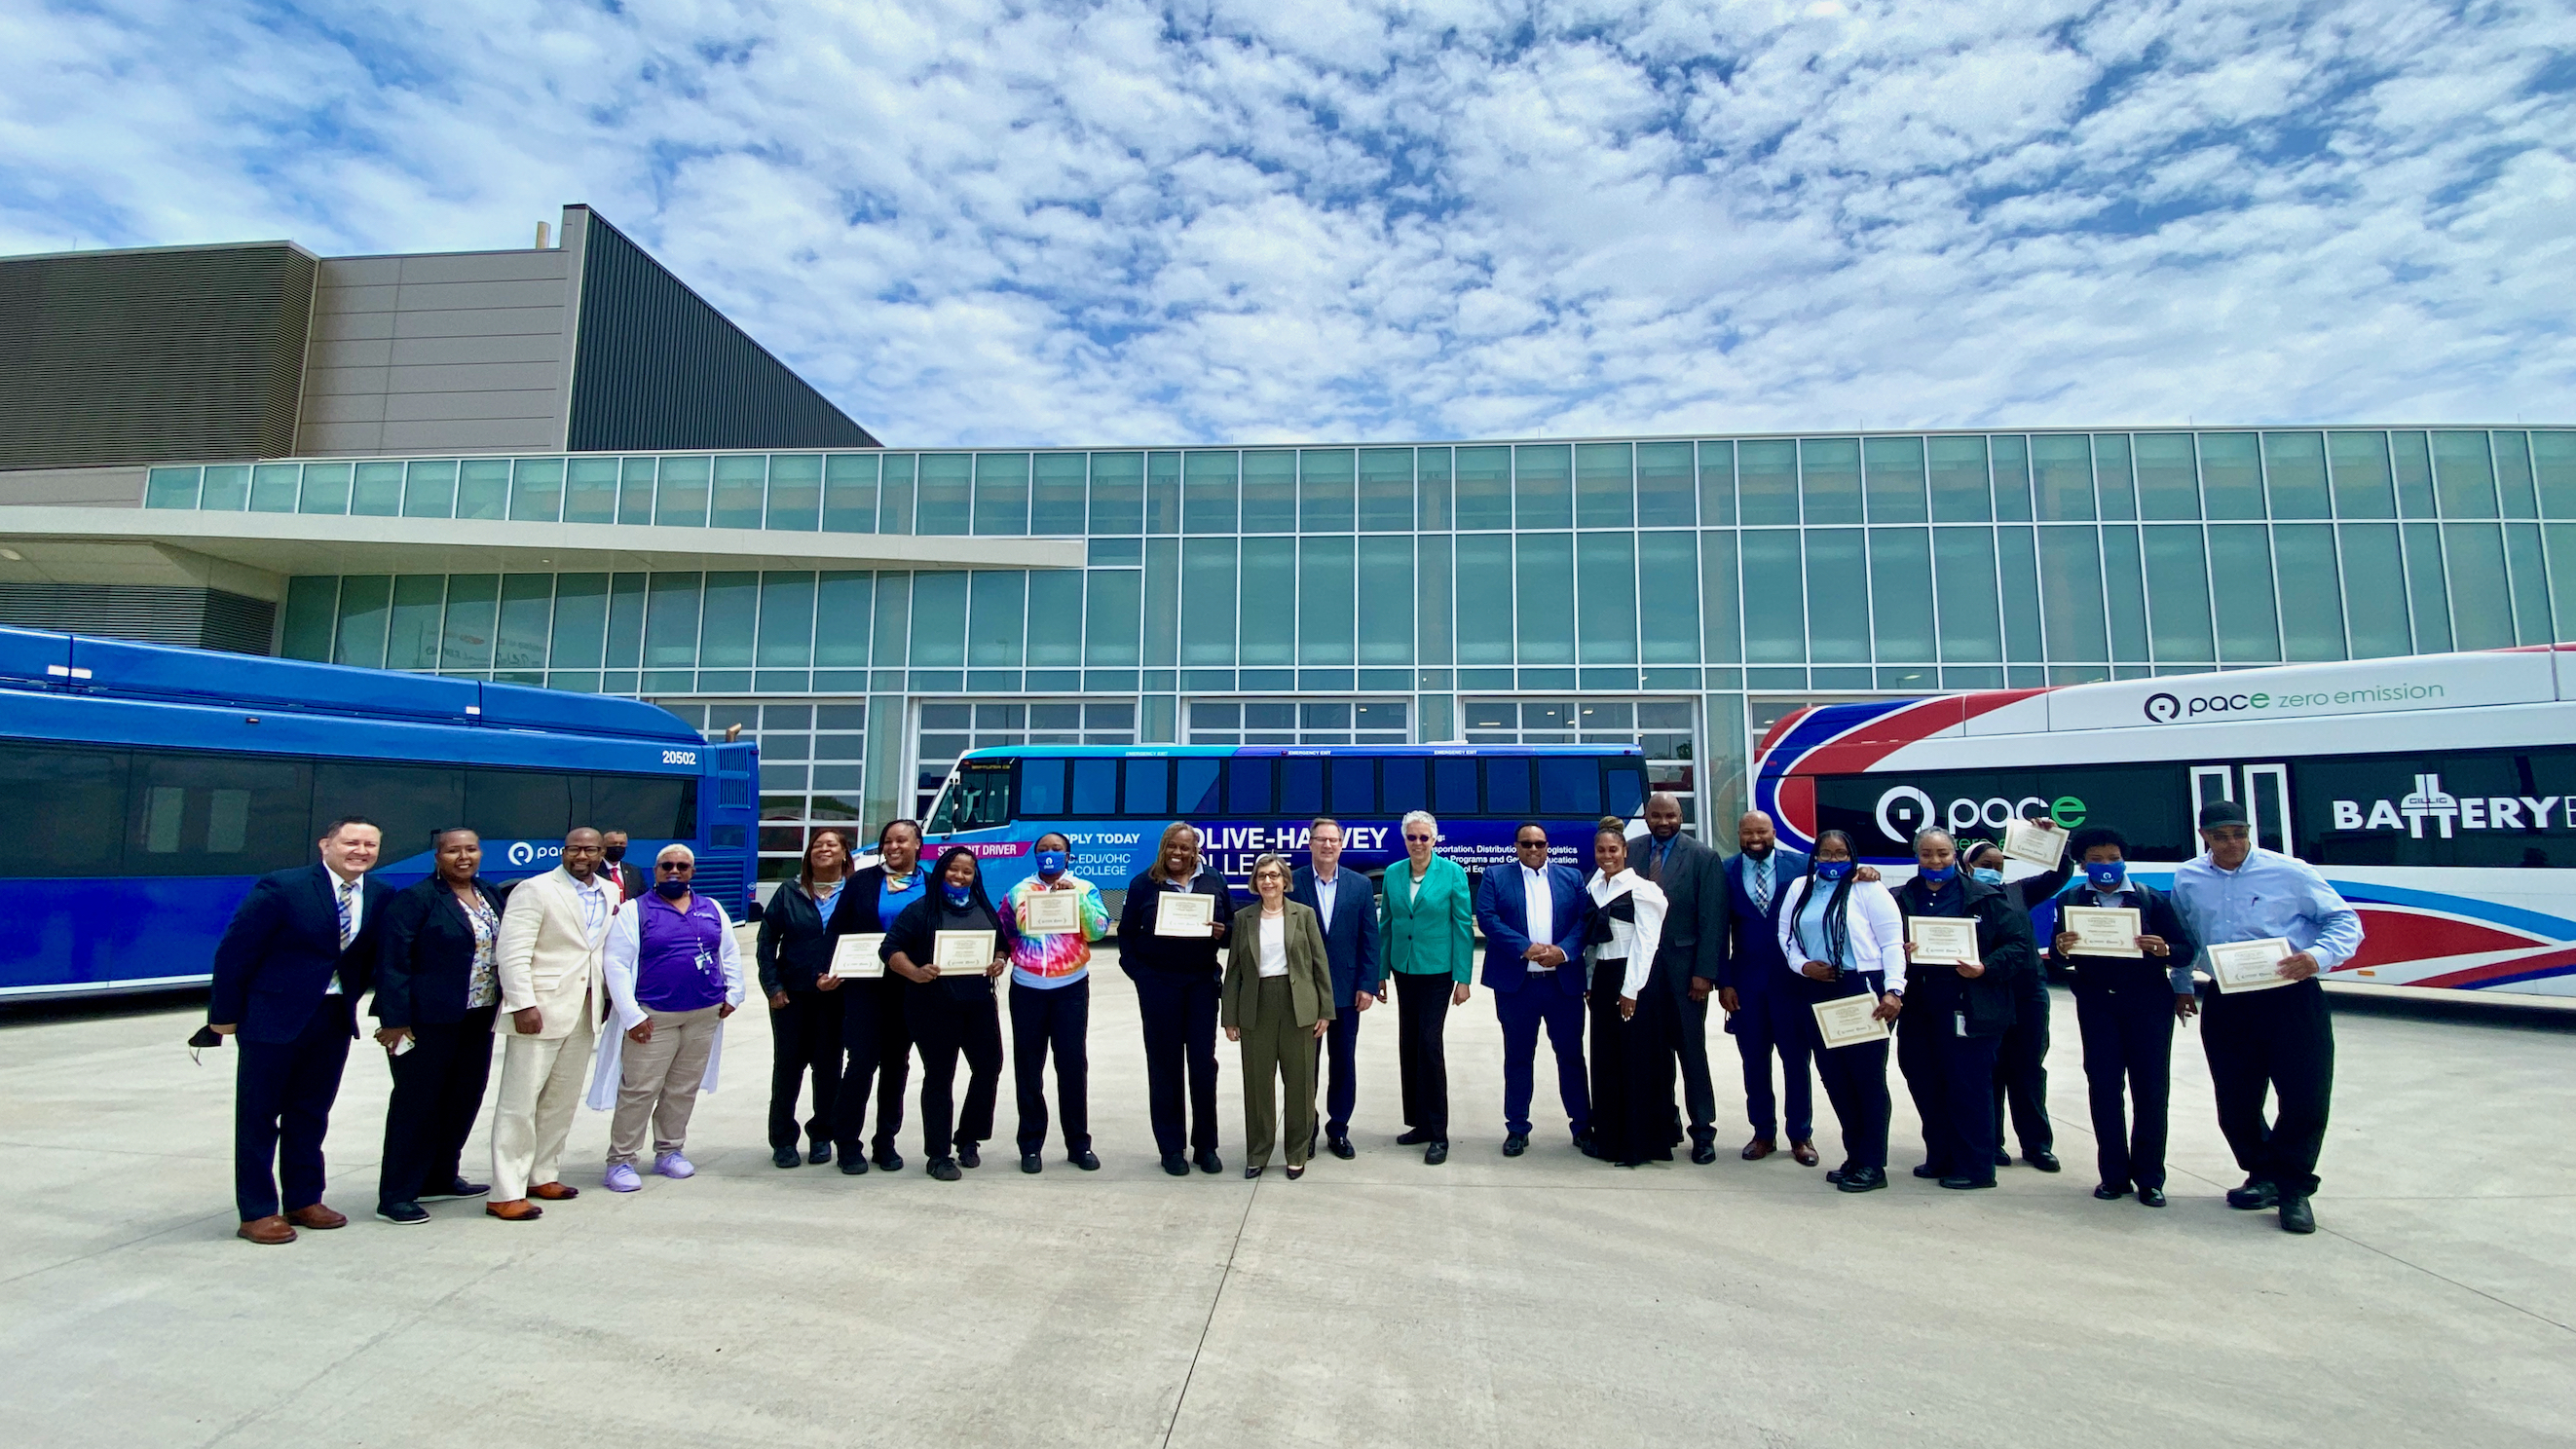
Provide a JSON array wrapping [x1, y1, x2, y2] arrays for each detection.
[[583, 893, 745, 1110], [1585, 869, 1666, 1002], [494, 867, 615, 1040]]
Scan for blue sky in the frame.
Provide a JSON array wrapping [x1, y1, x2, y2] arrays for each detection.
[[3, 1, 2569, 447]]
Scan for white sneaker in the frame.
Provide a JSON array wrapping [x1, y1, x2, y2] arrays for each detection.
[[653, 1151, 695, 1180], [604, 1163, 642, 1193]]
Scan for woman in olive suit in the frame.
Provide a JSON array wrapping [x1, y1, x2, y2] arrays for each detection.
[[1378, 810, 1475, 1164], [1222, 854, 1336, 1179]]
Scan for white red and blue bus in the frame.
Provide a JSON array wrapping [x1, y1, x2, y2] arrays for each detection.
[[1753, 648, 2576, 999], [0, 626, 757, 1001], [920, 744, 1649, 906]]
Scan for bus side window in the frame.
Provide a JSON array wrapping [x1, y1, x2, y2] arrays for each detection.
[[1432, 757, 1477, 817], [1604, 764, 1646, 819], [1381, 756, 1426, 814], [1123, 757, 1172, 816], [590, 773, 694, 840], [1538, 757, 1600, 818], [5, 741, 128, 877], [1486, 758, 1533, 818], [1069, 758, 1118, 816], [1280, 758, 1325, 817], [1176, 758, 1222, 815], [1226, 757, 1274, 814], [1020, 758, 1067, 817], [1329, 756, 1376, 816]]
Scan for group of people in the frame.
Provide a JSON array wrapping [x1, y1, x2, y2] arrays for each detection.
[[209, 789, 2358, 1244]]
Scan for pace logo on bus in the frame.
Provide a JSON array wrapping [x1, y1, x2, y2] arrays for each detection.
[[1872, 785, 2088, 842]]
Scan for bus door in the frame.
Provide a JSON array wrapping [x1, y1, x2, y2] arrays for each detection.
[[2190, 762, 2294, 852]]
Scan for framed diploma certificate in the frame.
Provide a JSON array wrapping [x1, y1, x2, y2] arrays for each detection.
[[1908, 916, 1981, 967], [2208, 937, 2296, 993], [1154, 892, 1215, 938], [2060, 906, 2143, 958], [829, 933, 886, 979], [1020, 888, 1080, 934], [932, 929, 997, 977], [2001, 817, 2069, 868], [1811, 994, 1889, 1049]]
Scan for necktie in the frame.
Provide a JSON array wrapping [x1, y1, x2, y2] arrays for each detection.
[[1752, 859, 1772, 914], [1645, 838, 1664, 883], [337, 880, 356, 949]]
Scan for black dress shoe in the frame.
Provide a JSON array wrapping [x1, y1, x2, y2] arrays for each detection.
[[1837, 1167, 1888, 1193], [874, 1147, 905, 1172], [1161, 1153, 1190, 1177], [1326, 1135, 1356, 1161], [1994, 1149, 2013, 1168], [2280, 1195, 2316, 1234], [1424, 1141, 1449, 1166], [927, 1157, 962, 1182], [1574, 1130, 1601, 1160], [1244, 1165, 1264, 1179], [808, 1142, 832, 1166], [2094, 1183, 2129, 1201], [772, 1146, 802, 1170], [839, 1154, 869, 1175], [1397, 1129, 1431, 1146], [2226, 1178, 2280, 1210], [1021, 1153, 1043, 1174], [375, 1201, 429, 1225], [418, 1179, 489, 1203], [2024, 1149, 2062, 1173], [1502, 1133, 1529, 1158], [2138, 1186, 2167, 1208], [1071, 1148, 1101, 1170], [955, 1142, 981, 1170], [1825, 1167, 1846, 1184], [1284, 1165, 1304, 1180], [1193, 1148, 1222, 1174], [1912, 1164, 1943, 1179], [1939, 1175, 1997, 1190], [1690, 1141, 1719, 1166]]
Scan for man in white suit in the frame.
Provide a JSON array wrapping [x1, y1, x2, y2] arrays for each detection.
[[486, 828, 616, 1221]]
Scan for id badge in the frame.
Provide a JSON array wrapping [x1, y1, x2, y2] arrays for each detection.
[[1954, 1010, 1967, 1038]]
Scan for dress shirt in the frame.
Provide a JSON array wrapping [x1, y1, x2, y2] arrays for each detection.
[[1520, 864, 1557, 970], [572, 872, 612, 946], [1256, 911, 1288, 978], [1643, 833, 1679, 883], [1775, 876, 1909, 994], [464, 891, 502, 1008], [1312, 868, 1341, 931], [2170, 848, 2363, 973], [325, 871, 366, 992], [1749, 852, 1774, 913]]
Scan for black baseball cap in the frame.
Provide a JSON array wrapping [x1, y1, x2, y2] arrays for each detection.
[[2198, 799, 2249, 829]]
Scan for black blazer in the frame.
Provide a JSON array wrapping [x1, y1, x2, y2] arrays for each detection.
[[614, 862, 650, 908], [759, 877, 848, 995], [1638, 831, 1728, 1003], [208, 864, 395, 1044], [1117, 870, 1239, 977], [1892, 875, 2037, 1036], [373, 875, 505, 1030]]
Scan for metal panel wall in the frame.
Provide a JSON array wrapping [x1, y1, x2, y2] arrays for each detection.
[[0, 583, 276, 653]]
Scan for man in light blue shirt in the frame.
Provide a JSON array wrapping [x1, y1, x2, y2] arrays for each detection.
[[2169, 799, 2362, 1236]]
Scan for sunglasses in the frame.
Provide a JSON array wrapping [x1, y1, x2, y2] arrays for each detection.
[[1404, 834, 1435, 843], [657, 862, 695, 873]]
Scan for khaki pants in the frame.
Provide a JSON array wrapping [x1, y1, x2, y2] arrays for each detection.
[[1240, 977, 1318, 1170], [609, 1006, 722, 1167], [491, 1011, 597, 1201]]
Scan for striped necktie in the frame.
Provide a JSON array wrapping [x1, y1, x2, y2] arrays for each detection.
[[337, 880, 357, 949], [1752, 857, 1772, 914]]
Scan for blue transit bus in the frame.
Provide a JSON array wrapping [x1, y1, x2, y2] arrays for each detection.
[[0, 626, 757, 1001], [920, 744, 1650, 906]]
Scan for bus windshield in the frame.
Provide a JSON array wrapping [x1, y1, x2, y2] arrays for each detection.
[[929, 759, 1016, 833]]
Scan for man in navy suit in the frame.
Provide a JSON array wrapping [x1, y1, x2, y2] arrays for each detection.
[[1475, 822, 1594, 1158], [1717, 809, 1820, 1166], [207, 817, 395, 1245], [1290, 817, 1380, 1160]]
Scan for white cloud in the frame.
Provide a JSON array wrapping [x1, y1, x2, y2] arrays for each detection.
[[1, 0, 2569, 445]]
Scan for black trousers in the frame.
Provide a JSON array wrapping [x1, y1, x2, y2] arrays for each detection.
[[1316, 1002, 1363, 1139], [377, 1004, 497, 1208], [1990, 972, 2055, 1156], [1729, 983, 1815, 1141], [235, 997, 354, 1221], [1011, 977, 1091, 1153], [1393, 971, 1454, 1140], [1666, 988, 1718, 1147], [832, 980, 912, 1157], [2072, 970, 2178, 1190], [2200, 978, 2334, 1198], [767, 988, 842, 1152], [1792, 971, 1889, 1172], [1589, 957, 1674, 1165], [909, 982, 1002, 1161], [1897, 1004, 2004, 1181], [1135, 970, 1221, 1157]]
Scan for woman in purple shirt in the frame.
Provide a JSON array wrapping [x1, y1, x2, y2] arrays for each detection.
[[592, 844, 744, 1192]]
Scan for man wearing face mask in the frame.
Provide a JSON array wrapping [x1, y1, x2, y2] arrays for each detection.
[[1961, 832, 2072, 1173], [1892, 828, 2037, 1190], [600, 830, 648, 908], [2049, 827, 2195, 1208], [999, 833, 1110, 1173]]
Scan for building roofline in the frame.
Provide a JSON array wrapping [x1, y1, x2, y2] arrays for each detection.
[[0, 238, 322, 266]]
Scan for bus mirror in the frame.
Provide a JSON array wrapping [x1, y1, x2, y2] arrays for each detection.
[[725, 724, 743, 742]]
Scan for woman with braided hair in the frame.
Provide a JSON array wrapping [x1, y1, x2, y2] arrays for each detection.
[[1776, 830, 1906, 1194]]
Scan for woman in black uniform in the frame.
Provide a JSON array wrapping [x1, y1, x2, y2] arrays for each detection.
[[880, 846, 1013, 1181], [819, 819, 928, 1173]]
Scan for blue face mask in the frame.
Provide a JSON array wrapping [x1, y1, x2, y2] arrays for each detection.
[[1919, 864, 1959, 886], [1036, 849, 1068, 878], [1970, 867, 2004, 885], [2086, 861, 2127, 891], [1814, 860, 1853, 883], [943, 882, 974, 908], [654, 878, 690, 900]]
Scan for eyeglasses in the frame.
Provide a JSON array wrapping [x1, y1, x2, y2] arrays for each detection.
[[1403, 834, 1435, 843]]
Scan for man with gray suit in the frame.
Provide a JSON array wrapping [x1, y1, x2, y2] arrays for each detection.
[[1290, 818, 1380, 1160], [1635, 793, 1727, 1164]]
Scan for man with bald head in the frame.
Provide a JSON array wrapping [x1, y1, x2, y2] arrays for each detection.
[[1717, 811, 1819, 1165], [1635, 793, 1728, 1164], [487, 828, 616, 1220]]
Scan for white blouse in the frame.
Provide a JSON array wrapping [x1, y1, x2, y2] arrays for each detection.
[[1585, 869, 1665, 1001], [1775, 875, 1909, 995], [1256, 911, 1288, 978]]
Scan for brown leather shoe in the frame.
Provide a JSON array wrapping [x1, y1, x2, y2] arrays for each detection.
[[1741, 1137, 1776, 1161], [485, 1199, 543, 1221], [285, 1203, 348, 1230], [1791, 1139, 1821, 1167], [529, 1181, 579, 1201], [237, 1214, 296, 1245]]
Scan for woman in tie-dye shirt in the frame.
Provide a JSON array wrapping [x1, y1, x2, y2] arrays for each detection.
[[997, 833, 1111, 1172]]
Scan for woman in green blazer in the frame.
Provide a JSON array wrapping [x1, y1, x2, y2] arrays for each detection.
[[1378, 811, 1475, 1164], [1223, 854, 1335, 1178]]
